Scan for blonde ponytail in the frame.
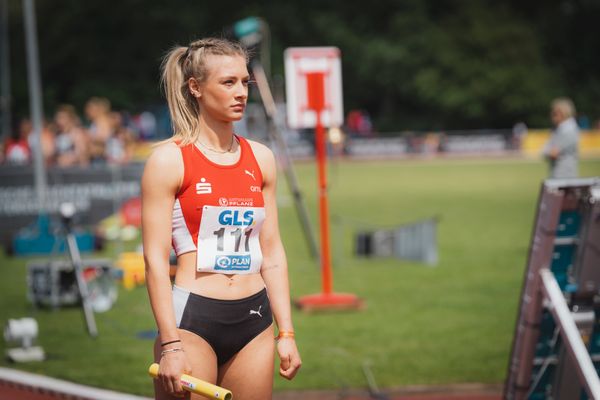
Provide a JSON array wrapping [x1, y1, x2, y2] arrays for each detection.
[[160, 46, 200, 145], [159, 38, 248, 146]]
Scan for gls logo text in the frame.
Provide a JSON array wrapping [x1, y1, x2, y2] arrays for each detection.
[[218, 210, 254, 226], [196, 178, 212, 194]]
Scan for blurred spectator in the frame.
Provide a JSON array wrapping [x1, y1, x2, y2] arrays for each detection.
[[105, 111, 135, 164], [407, 132, 424, 153], [54, 104, 90, 167], [3, 119, 32, 164], [346, 109, 374, 137], [39, 120, 56, 165], [423, 133, 441, 155], [85, 96, 113, 164], [131, 111, 157, 140], [512, 121, 528, 150], [543, 97, 579, 178], [3, 118, 55, 165]]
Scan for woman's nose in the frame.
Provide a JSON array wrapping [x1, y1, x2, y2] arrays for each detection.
[[235, 82, 248, 99]]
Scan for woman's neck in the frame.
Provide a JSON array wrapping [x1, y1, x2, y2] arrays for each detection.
[[197, 114, 235, 149]]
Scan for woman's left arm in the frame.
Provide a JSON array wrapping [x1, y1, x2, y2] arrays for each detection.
[[254, 141, 302, 380]]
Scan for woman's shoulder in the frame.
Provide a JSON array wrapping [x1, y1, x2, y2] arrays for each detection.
[[145, 140, 183, 170], [142, 141, 184, 191], [245, 138, 274, 161], [244, 138, 276, 182]]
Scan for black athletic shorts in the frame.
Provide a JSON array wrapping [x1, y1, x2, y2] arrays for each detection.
[[172, 285, 273, 365]]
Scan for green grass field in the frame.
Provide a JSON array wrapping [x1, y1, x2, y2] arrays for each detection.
[[0, 157, 599, 396]]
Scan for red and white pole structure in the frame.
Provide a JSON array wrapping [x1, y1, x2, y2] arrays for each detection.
[[306, 72, 333, 295], [294, 70, 362, 311]]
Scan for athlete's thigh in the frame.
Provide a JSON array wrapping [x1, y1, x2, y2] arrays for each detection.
[[153, 328, 218, 400], [217, 324, 275, 400]]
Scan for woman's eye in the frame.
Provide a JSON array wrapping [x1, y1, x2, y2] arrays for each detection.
[[223, 80, 234, 86]]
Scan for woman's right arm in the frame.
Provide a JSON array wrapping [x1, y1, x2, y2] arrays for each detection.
[[141, 142, 189, 396]]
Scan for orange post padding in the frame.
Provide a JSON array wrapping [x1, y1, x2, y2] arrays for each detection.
[[294, 72, 362, 311]]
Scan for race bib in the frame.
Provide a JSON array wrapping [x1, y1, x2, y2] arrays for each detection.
[[196, 206, 265, 273]]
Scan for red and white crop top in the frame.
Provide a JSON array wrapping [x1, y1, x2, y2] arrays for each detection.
[[171, 136, 265, 274]]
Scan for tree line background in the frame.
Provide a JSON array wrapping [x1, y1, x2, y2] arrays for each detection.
[[5, 0, 600, 132]]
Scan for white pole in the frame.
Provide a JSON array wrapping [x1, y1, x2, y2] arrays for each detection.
[[23, 0, 47, 211], [540, 269, 600, 399]]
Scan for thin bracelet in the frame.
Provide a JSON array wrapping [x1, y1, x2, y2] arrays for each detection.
[[160, 339, 181, 347], [160, 348, 184, 356], [276, 331, 295, 340]]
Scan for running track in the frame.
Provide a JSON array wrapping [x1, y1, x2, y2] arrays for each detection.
[[0, 367, 502, 399]]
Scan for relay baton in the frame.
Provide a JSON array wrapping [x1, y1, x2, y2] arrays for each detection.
[[148, 363, 232, 399]]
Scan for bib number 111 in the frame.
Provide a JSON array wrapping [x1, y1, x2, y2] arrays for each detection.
[[213, 228, 253, 253]]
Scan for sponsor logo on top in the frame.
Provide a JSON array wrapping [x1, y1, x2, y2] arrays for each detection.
[[218, 197, 253, 206], [196, 178, 212, 194], [218, 209, 255, 226], [245, 169, 256, 181]]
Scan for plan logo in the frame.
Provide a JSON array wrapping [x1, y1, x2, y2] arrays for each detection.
[[215, 255, 251, 271], [196, 178, 212, 194]]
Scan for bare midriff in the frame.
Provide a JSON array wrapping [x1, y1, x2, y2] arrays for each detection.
[[174, 252, 265, 300]]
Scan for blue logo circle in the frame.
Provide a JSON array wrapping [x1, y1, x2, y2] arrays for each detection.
[[216, 256, 231, 268]]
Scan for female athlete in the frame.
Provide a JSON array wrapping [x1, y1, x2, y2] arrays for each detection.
[[142, 37, 301, 399]]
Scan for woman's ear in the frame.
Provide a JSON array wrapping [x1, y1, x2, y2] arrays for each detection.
[[188, 77, 202, 98]]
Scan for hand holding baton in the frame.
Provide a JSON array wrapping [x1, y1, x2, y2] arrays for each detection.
[[148, 363, 232, 399]]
